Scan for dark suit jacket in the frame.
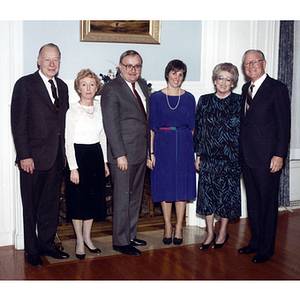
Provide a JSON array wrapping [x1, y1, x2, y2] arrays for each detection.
[[11, 71, 69, 171], [240, 74, 290, 169], [101, 75, 150, 165]]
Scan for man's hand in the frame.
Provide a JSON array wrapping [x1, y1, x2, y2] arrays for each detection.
[[270, 156, 283, 173], [117, 155, 128, 172], [20, 158, 35, 174]]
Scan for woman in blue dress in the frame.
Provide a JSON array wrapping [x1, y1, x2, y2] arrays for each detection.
[[194, 63, 242, 250], [147, 60, 196, 245]]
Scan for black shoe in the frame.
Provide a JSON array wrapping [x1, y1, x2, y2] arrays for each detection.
[[163, 237, 172, 245], [25, 253, 43, 267], [130, 238, 147, 246], [213, 233, 229, 249], [173, 237, 183, 245], [200, 233, 216, 250], [238, 245, 257, 254], [84, 242, 101, 253], [39, 247, 70, 259], [113, 244, 141, 256], [76, 253, 86, 260], [252, 253, 271, 264], [173, 229, 183, 245]]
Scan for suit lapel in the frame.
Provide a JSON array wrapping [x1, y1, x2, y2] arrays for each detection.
[[244, 75, 270, 116], [34, 71, 60, 113], [118, 75, 148, 120]]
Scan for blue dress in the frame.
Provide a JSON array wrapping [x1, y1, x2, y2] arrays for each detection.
[[150, 90, 196, 202], [194, 92, 242, 218]]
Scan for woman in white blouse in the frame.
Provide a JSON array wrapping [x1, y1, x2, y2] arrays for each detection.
[[65, 69, 110, 260]]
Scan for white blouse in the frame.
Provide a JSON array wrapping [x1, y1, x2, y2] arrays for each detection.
[[65, 100, 107, 170]]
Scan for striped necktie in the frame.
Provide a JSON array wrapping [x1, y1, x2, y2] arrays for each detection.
[[49, 79, 59, 112], [246, 84, 255, 113]]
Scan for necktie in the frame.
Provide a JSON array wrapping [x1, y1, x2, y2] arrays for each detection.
[[49, 79, 59, 112], [132, 82, 146, 119], [246, 84, 255, 113]]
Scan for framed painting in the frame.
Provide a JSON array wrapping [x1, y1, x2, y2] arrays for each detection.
[[80, 20, 161, 44]]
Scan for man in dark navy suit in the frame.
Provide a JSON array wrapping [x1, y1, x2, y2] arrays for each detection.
[[238, 49, 290, 263], [11, 43, 70, 267]]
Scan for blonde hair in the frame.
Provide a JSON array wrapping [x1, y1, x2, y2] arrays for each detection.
[[74, 69, 101, 96]]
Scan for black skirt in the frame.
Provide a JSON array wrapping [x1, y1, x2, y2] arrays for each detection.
[[66, 143, 106, 221]]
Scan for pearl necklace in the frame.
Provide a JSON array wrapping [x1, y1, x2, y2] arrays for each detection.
[[166, 87, 181, 110], [79, 101, 94, 114]]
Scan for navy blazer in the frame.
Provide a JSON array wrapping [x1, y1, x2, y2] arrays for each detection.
[[11, 71, 69, 170], [101, 75, 150, 165], [240, 75, 290, 169]]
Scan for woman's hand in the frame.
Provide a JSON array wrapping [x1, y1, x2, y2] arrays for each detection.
[[147, 154, 156, 170], [194, 156, 200, 172], [70, 169, 80, 184]]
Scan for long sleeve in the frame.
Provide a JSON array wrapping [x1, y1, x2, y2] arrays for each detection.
[[65, 101, 107, 170]]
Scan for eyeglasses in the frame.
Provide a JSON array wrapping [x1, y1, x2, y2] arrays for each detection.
[[243, 59, 263, 67], [121, 63, 142, 71], [217, 76, 233, 83]]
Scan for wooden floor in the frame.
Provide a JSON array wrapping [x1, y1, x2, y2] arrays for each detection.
[[0, 208, 299, 280]]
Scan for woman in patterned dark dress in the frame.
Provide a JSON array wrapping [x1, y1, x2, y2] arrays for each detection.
[[194, 63, 242, 250]]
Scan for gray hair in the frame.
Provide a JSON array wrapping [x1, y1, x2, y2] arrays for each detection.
[[212, 62, 239, 88], [119, 50, 143, 65], [242, 49, 265, 62], [38, 43, 61, 58]]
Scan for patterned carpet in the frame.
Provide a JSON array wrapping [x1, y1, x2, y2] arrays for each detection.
[[46, 226, 206, 264]]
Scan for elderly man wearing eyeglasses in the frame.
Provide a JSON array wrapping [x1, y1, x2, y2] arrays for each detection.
[[238, 49, 291, 263], [101, 50, 150, 256]]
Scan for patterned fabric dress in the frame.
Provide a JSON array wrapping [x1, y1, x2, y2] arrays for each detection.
[[194, 92, 242, 218], [150, 90, 196, 202]]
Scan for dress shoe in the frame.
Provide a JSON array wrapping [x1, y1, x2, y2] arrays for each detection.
[[130, 238, 147, 246], [238, 245, 257, 254], [163, 237, 172, 245], [76, 253, 86, 260], [200, 233, 216, 250], [113, 244, 141, 256], [173, 229, 183, 245], [213, 233, 229, 249], [39, 247, 70, 259], [84, 242, 101, 253], [25, 253, 43, 267], [252, 253, 271, 264]]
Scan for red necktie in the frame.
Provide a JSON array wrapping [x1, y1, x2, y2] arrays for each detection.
[[49, 79, 59, 112], [132, 82, 146, 120]]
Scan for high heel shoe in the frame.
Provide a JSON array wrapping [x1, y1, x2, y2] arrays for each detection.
[[163, 229, 172, 245], [84, 242, 101, 253], [75, 245, 85, 260], [213, 233, 229, 249], [199, 233, 216, 250], [173, 229, 183, 246]]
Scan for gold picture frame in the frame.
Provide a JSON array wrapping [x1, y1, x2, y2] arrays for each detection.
[[80, 20, 161, 44]]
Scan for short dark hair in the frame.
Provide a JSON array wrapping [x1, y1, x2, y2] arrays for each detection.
[[119, 50, 143, 64], [164, 59, 187, 82]]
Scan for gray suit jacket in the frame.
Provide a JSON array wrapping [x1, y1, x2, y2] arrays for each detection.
[[101, 75, 150, 165]]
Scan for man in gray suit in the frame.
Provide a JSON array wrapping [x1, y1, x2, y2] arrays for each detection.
[[101, 50, 150, 256]]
